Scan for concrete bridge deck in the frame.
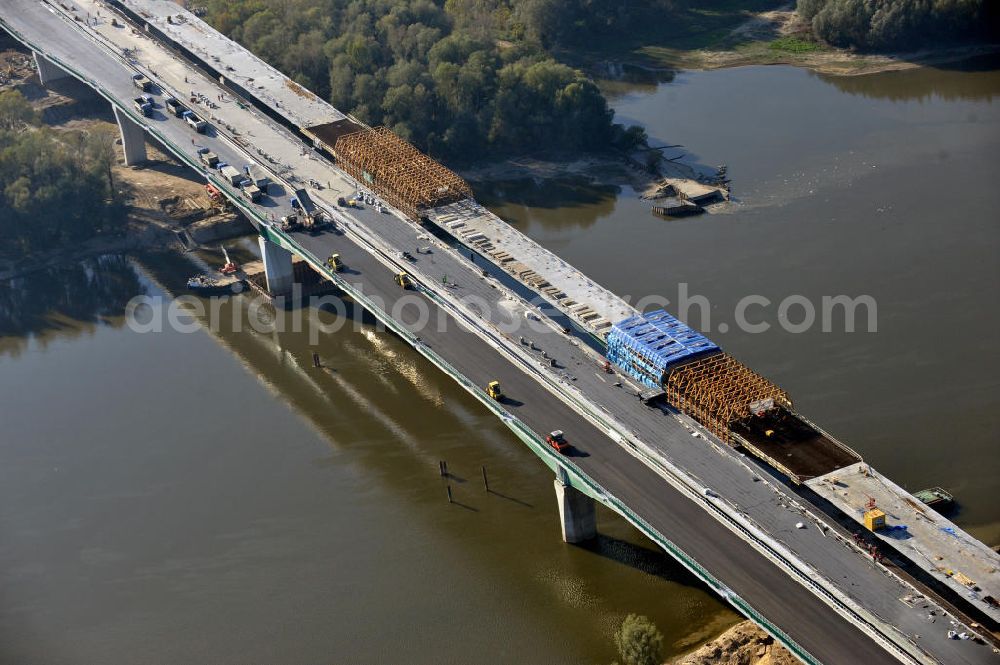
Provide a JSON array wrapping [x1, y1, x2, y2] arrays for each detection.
[[3, 2, 997, 663], [810, 466, 1000, 624]]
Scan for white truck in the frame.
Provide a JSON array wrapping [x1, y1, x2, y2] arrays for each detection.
[[165, 97, 187, 118], [181, 110, 207, 133], [132, 95, 153, 117], [197, 148, 219, 168], [240, 181, 262, 203], [131, 73, 151, 92], [219, 164, 243, 186], [243, 164, 270, 189]]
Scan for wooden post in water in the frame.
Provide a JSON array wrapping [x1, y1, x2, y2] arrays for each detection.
[[482, 466, 490, 493], [312, 353, 321, 368], [447, 484, 453, 504]]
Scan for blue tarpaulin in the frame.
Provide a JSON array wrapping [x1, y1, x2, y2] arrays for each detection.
[[606, 309, 719, 388]]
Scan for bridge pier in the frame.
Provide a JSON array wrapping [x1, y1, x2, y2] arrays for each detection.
[[33, 51, 68, 85], [258, 236, 294, 296], [554, 477, 597, 543], [113, 106, 147, 166]]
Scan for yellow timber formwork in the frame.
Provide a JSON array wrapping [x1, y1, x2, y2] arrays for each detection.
[[664, 352, 792, 443], [333, 126, 473, 219]]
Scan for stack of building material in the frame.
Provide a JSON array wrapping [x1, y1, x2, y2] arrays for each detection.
[[606, 309, 719, 389]]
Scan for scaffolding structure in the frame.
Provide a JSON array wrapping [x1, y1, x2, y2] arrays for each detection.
[[665, 352, 792, 443], [606, 309, 719, 389], [333, 127, 472, 218]]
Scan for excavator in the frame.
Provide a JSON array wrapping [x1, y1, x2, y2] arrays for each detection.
[[326, 254, 344, 272], [394, 272, 413, 289], [219, 246, 239, 275]]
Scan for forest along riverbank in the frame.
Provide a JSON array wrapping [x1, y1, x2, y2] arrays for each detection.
[[0, 41, 251, 281]]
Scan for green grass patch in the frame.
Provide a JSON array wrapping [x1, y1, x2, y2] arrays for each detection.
[[768, 36, 822, 53]]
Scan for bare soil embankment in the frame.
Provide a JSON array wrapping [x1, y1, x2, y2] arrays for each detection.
[[669, 620, 797, 665]]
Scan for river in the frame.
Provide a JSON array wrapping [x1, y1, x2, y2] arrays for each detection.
[[1, 62, 997, 664], [478, 60, 1000, 543]]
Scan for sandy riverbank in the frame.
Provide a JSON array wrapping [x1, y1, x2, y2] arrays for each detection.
[[669, 620, 797, 665], [613, 4, 999, 77]]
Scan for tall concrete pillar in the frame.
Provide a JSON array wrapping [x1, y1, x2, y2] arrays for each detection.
[[554, 477, 597, 543], [113, 106, 147, 166], [33, 51, 68, 85], [258, 236, 294, 296]]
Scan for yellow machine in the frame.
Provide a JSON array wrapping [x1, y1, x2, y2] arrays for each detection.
[[395, 272, 413, 289], [864, 508, 886, 531], [326, 254, 343, 272], [487, 381, 503, 400]]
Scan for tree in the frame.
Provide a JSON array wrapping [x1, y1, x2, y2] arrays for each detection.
[[613, 614, 664, 665], [200, 0, 640, 161], [0, 89, 38, 130], [799, 0, 994, 50], [86, 126, 119, 198], [1, 118, 125, 254]]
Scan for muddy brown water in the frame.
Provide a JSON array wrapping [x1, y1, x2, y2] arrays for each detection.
[[1, 62, 997, 664], [0, 253, 734, 664], [478, 62, 1000, 546]]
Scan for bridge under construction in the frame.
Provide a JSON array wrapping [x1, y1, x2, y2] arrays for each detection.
[[3, 1, 998, 663]]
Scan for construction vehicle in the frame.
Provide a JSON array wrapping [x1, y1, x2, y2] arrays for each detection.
[[132, 95, 153, 117], [197, 148, 219, 168], [131, 73, 151, 92], [546, 430, 570, 454], [165, 97, 187, 117], [204, 183, 222, 202], [240, 180, 262, 203], [307, 213, 330, 235], [337, 196, 347, 207], [243, 164, 270, 189], [182, 110, 207, 133], [280, 214, 301, 232], [219, 164, 243, 186], [204, 183, 231, 213], [326, 253, 343, 272], [291, 188, 319, 217], [219, 246, 239, 275], [487, 381, 503, 400], [394, 272, 413, 289]]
